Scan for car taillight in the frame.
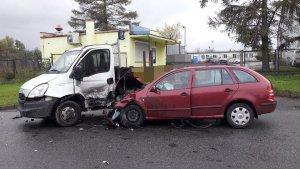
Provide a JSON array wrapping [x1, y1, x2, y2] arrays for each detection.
[[267, 85, 275, 100]]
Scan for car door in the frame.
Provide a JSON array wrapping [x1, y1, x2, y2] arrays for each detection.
[[74, 49, 114, 103], [145, 70, 191, 118], [191, 68, 238, 117]]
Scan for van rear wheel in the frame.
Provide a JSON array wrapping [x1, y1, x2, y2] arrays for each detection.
[[55, 101, 81, 127], [226, 103, 254, 129]]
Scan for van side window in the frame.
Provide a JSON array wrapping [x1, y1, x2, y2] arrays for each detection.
[[231, 69, 257, 83], [194, 69, 222, 87], [79, 49, 110, 77]]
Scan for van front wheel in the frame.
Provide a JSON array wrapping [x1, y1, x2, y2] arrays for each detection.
[[55, 101, 82, 127]]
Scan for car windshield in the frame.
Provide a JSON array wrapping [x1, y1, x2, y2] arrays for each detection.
[[48, 50, 82, 73]]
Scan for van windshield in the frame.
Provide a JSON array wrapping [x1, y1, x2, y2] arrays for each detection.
[[48, 50, 82, 73]]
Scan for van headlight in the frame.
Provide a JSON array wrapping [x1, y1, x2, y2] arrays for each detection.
[[28, 84, 49, 98]]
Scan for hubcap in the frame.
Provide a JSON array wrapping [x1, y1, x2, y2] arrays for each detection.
[[61, 107, 76, 122], [127, 110, 139, 122], [231, 107, 250, 125]]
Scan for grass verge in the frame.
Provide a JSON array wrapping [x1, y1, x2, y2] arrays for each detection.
[[0, 83, 23, 107], [266, 74, 300, 97]]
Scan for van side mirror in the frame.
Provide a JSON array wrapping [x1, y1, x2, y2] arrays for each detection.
[[73, 66, 84, 81], [107, 78, 114, 85]]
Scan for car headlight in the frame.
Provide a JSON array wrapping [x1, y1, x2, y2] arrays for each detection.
[[28, 84, 49, 98]]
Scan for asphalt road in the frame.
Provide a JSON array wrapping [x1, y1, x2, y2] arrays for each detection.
[[0, 97, 300, 169]]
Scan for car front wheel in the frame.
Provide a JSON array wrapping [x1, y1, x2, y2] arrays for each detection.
[[226, 103, 254, 129], [120, 104, 144, 128]]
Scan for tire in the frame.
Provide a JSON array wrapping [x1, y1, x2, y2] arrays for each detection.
[[226, 103, 254, 129], [55, 101, 82, 127], [120, 104, 144, 128]]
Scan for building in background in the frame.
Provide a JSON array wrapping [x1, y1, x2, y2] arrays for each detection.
[[40, 20, 176, 67]]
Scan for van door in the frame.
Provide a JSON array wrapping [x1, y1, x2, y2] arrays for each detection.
[[74, 49, 114, 106]]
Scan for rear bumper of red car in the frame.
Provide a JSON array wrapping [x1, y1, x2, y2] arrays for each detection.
[[257, 101, 277, 115]]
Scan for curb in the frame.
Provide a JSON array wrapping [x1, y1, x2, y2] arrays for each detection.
[[0, 105, 17, 111]]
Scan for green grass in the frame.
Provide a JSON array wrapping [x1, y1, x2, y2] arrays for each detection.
[[266, 74, 300, 96], [0, 82, 23, 107], [278, 65, 300, 72]]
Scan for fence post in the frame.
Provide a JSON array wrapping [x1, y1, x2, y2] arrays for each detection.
[[50, 53, 54, 66], [12, 59, 16, 74], [143, 51, 146, 67]]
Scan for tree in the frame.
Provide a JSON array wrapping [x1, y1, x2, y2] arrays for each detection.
[[156, 23, 181, 41], [199, 0, 300, 71], [69, 0, 138, 31]]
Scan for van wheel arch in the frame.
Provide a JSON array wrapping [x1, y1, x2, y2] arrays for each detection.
[[51, 94, 86, 118]]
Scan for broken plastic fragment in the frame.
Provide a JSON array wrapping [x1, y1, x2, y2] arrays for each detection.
[[111, 110, 121, 120], [34, 150, 38, 152], [130, 128, 134, 131], [79, 128, 84, 131], [102, 161, 109, 165]]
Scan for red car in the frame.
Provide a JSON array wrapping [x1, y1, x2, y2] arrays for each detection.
[[115, 66, 277, 129]]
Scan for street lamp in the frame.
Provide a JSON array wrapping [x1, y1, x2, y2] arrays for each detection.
[[177, 24, 187, 48]]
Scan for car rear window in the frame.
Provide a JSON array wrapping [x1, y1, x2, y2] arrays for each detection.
[[231, 69, 257, 83]]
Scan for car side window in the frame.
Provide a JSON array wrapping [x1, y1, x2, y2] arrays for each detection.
[[78, 49, 110, 77], [231, 69, 257, 83], [222, 69, 234, 85], [194, 69, 222, 87], [156, 71, 190, 91]]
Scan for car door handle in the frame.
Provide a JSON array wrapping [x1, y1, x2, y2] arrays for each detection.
[[180, 92, 189, 96], [224, 88, 233, 93]]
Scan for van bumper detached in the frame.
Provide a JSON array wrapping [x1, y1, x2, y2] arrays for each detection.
[[18, 97, 58, 118]]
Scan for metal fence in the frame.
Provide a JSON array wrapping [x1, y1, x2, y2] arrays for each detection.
[[0, 58, 52, 74], [189, 49, 300, 74]]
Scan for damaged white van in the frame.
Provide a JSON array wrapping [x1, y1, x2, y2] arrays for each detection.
[[18, 45, 143, 126]]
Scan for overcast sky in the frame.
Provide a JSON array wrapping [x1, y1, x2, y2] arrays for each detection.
[[0, 0, 243, 52]]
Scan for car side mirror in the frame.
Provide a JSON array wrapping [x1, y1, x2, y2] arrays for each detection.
[[150, 86, 159, 93], [72, 65, 84, 81]]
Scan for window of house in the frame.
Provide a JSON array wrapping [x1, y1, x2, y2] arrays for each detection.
[[156, 71, 190, 91], [224, 54, 227, 58], [78, 49, 110, 77], [231, 69, 257, 83], [233, 54, 237, 58]]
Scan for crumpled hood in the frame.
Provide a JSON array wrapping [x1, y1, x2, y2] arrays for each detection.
[[21, 73, 61, 90]]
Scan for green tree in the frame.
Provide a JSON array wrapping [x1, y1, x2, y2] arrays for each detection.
[[69, 0, 138, 31], [199, 0, 300, 71], [156, 23, 181, 41], [0, 36, 15, 58]]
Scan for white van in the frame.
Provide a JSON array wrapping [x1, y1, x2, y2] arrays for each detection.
[[18, 45, 143, 126]]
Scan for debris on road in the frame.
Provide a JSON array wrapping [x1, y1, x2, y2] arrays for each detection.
[[79, 128, 84, 131], [11, 115, 21, 119], [34, 150, 38, 152], [101, 161, 109, 165]]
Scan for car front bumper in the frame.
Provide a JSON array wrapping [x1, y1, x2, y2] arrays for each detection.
[[18, 97, 58, 118]]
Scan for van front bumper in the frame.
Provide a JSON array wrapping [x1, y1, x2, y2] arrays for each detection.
[[18, 97, 58, 118]]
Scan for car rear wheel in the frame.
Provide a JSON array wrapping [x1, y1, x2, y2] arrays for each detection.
[[226, 103, 254, 129], [55, 101, 82, 127], [120, 104, 144, 128]]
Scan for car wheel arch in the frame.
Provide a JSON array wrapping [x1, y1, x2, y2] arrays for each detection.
[[224, 100, 258, 119]]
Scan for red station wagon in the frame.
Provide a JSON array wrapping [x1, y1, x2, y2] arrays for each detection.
[[115, 66, 277, 129]]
